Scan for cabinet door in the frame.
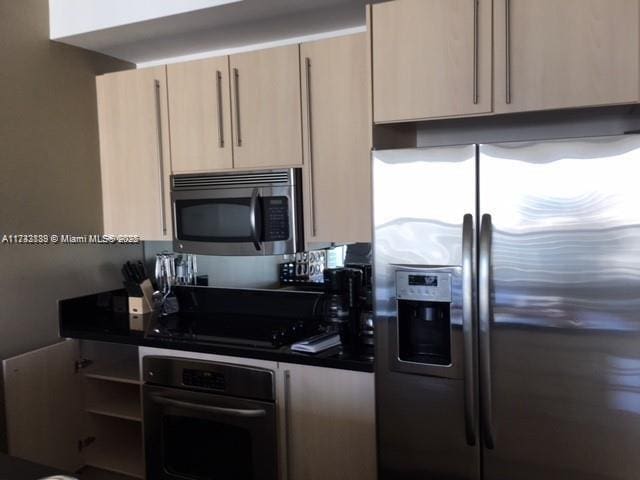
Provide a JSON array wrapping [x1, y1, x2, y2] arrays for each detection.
[[372, 0, 493, 123], [494, 0, 640, 114], [280, 364, 376, 480], [97, 66, 172, 240], [229, 45, 303, 169], [301, 34, 372, 244], [167, 57, 234, 173], [2, 340, 84, 472]]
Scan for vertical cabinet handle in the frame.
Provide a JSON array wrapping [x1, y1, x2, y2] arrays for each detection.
[[233, 68, 242, 147], [505, 0, 512, 104], [479, 214, 495, 449], [473, 0, 479, 104], [462, 214, 478, 446], [153, 79, 167, 236], [284, 370, 292, 480], [216, 70, 224, 148], [305, 57, 317, 237]]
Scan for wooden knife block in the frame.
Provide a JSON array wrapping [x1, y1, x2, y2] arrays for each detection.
[[128, 279, 154, 314]]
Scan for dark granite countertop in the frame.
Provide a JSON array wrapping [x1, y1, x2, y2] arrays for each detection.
[[59, 290, 374, 373]]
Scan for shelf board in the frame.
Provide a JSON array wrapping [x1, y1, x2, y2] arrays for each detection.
[[84, 359, 141, 385], [84, 379, 141, 422], [85, 418, 144, 479], [86, 401, 141, 423]]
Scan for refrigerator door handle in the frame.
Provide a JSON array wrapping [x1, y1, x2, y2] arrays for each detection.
[[479, 213, 495, 449], [462, 213, 478, 446]]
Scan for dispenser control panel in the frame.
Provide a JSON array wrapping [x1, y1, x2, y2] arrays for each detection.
[[396, 270, 452, 302]]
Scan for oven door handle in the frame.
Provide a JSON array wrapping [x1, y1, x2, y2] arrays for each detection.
[[150, 394, 267, 418], [250, 187, 262, 251]]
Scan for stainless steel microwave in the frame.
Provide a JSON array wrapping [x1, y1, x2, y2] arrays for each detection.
[[171, 168, 304, 256]]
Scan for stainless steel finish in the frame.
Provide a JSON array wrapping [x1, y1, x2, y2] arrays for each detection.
[[143, 357, 277, 480], [233, 67, 242, 146], [396, 270, 453, 302], [304, 57, 317, 237], [479, 135, 640, 479], [505, 0, 511, 104], [173, 169, 293, 190], [250, 187, 261, 251], [374, 146, 480, 480], [149, 395, 266, 417], [216, 70, 224, 148], [473, 0, 479, 105], [143, 356, 275, 401], [478, 213, 494, 449], [462, 213, 478, 447], [154, 79, 167, 235], [171, 168, 304, 256], [283, 369, 292, 480], [390, 266, 463, 379]]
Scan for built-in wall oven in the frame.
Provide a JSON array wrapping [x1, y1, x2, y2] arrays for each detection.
[[143, 356, 277, 480], [171, 168, 304, 256]]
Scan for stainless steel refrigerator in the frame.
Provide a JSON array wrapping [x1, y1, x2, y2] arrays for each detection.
[[373, 135, 640, 480]]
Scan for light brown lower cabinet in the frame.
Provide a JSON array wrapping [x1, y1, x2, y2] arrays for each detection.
[[279, 363, 377, 480], [4, 342, 376, 480], [2, 340, 143, 478]]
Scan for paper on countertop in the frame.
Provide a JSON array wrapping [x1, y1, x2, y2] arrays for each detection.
[[291, 333, 341, 354]]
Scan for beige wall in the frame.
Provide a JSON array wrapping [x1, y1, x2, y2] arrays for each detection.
[[0, 0, 144, 451], [0, 0, 141, 360]]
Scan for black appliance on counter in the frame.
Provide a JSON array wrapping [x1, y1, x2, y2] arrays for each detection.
[[146, 286, 324, 349], [323, 264, 373, 351], [143, 356, 277, 480]]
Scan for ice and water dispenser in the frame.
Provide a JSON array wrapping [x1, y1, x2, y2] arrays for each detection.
[[391, 267, 463, 378]]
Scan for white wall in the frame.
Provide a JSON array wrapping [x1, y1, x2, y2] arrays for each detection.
[[49, 0, 240, 38], [137, 26, 366, 67]]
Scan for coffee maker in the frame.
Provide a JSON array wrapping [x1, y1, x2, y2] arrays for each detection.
[[323, 265, 372, 351]]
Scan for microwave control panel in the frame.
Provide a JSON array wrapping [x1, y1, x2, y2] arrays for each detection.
[[263, 196, 290, 241], [396, 271, 452, 302]]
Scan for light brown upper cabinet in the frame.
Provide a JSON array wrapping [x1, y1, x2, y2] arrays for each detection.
[[494, 0, 640, 114], [230, 45, 303, 169], [371, 0, 493, 123], [167, 57, 233, 173], [96, 66, 172, 240], [301, 33, 372, 244]]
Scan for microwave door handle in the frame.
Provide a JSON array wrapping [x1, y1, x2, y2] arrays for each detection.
[[250, 188, 262, 251], [150, 395, 266, 418]]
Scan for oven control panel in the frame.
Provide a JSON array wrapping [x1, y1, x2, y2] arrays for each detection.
[[144, 356, 275, 401], [182, 368, 226, 391]]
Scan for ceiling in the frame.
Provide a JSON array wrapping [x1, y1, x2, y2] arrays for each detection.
[[50, 0, 376, 66]]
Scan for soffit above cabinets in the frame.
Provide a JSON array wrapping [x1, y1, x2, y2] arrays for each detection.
[[49, 0, 375, 66]]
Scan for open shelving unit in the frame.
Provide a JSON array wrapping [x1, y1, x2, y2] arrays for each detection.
[[80, 344, 144, 479], [84, 377, 142, 422]]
